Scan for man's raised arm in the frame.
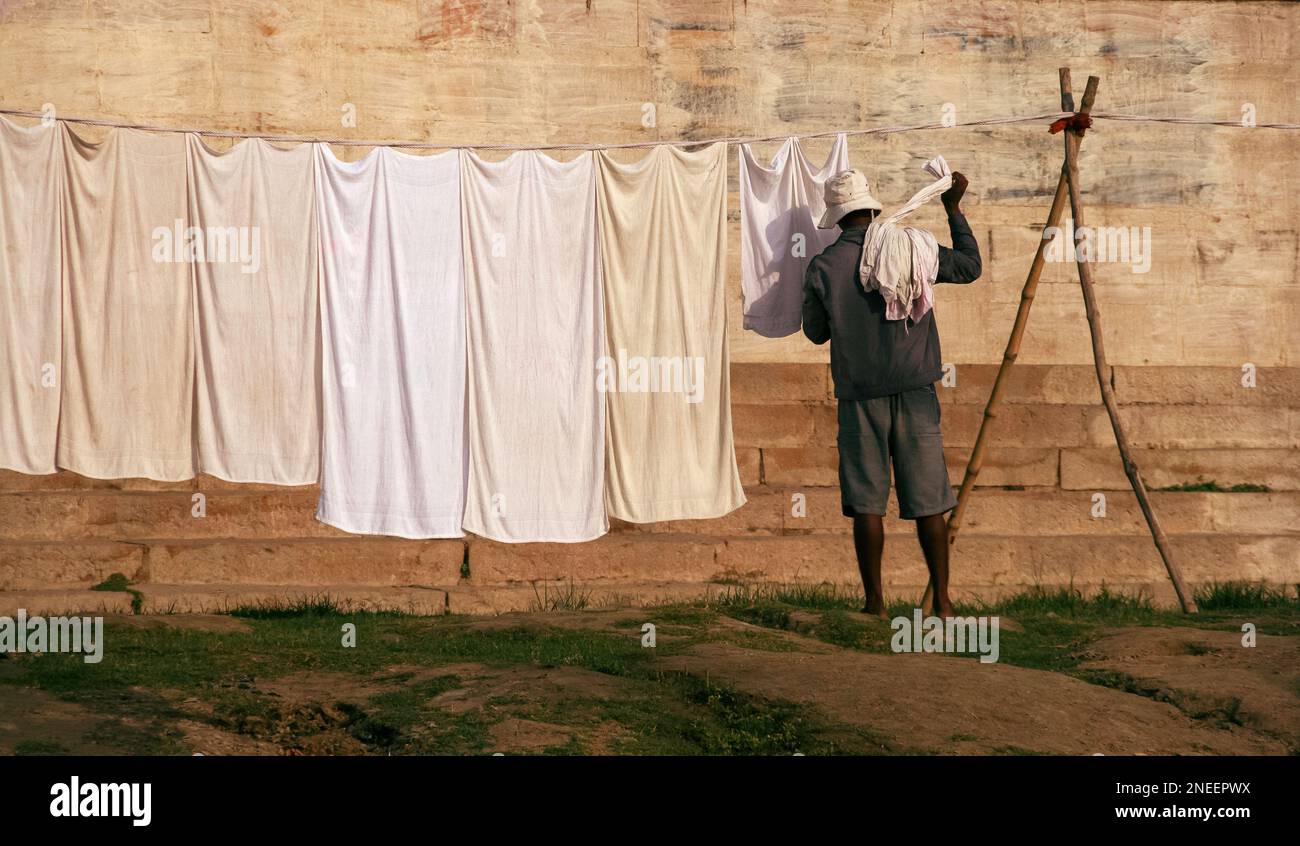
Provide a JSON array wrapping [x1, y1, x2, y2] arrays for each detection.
[[936, 172, 982, 284]]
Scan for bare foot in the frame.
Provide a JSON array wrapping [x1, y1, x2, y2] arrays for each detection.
[[862, 599, 889, 620]]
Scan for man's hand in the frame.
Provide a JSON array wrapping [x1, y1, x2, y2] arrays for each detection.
[[942, 171, 969, 215]]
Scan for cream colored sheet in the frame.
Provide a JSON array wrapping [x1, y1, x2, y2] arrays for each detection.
[[595, 143, 746, 522], [187, 136, 319, 484], [460, 149, 607, 542], [0, 117, 61, 475], [57, 126, 194, 481]]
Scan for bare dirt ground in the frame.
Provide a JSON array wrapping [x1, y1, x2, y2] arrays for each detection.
[[659, 641, 1284, 755], [1079, 626, 1300, 749]]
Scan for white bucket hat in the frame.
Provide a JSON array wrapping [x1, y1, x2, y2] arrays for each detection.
[[817, 168, 883, 229]]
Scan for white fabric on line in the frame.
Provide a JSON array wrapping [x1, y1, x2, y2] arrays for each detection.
[[0, 117, 61, 475], [595, 143, 746, 523], [858, 154, 952, 323], [739, 134, 849, 337], [314, 145, 467, 538], [57, 126, 195, 481], [187, 136, 320, 485], [460, 150, 607, 542]]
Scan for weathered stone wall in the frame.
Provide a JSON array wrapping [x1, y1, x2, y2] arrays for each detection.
[[0, 1, 1296, 610], [2, 361, 1295, 612]]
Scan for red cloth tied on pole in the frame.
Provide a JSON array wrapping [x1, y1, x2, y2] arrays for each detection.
[[1049, 113, 1093, 135]]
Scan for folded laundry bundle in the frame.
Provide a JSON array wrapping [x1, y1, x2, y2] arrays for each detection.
[[858, 154, 952, 323]]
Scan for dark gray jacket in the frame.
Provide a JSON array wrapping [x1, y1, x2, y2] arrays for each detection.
[[802, 213, 981, 399]]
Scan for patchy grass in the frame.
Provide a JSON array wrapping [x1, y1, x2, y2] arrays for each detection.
[[90, 572, 144, 614], [2, 585, 1294, 756], [1, 607, 884, 755], [529, 581, 594, 613], [1076, 668, 1249, 730], [1195, 581, 1298, 610], [709, 582, 863, 612], [91, 573, 132, 593], [1159, 480, 1271, 493], [227, 595, 375, 619], [710, 583, 1298, 677], [13, 740, 70, 756], [974, 585, 1159, 619]]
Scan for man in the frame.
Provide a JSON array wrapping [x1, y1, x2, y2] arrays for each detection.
[[802, 167, 980, 618]]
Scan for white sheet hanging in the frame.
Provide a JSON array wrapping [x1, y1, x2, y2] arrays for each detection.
[[314, 145, 467, 538], [57, 126, 195, 481], [0, 117, 61, 475], [460, 150, 607, 542], [739, 134, 849, 337], [595, 143, 746, 523], [187, 136, 319, 485]]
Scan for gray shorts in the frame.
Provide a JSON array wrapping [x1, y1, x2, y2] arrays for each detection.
[[837, 384, 957, 520]]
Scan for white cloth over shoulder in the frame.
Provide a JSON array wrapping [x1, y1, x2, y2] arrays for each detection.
[[187, 136, 320, 485], [739, 134, 849, 337], [315, 146, 467, 538], [858, 155, 952, 323], [0, 117, 61, 475], [460, 150, 607, 543]]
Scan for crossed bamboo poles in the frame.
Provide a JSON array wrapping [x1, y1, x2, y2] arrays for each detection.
[[922, 69, 1198, 614]]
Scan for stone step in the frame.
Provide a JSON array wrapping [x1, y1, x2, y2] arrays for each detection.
[[0, 489, 342, 541], [2, 431, 1288, 508], [0, 538, 464, 589], [0, 588, 137, 617], [750, 444, 1299, 490], [0, 542, 147, 590], [7, 530, 1289, 589], [3, 487, 1291, 544], [145, 538, 464, 586], [464, 532, 1298, 590], [134, 584, 450, 616], [0, 577, 1240, 618], [701, 488, 1298, 537], [759, 445, 1062, 487], [0, 470, 310, 494], [728, 363, 1300, 407], [1061, 447, 1300, 491], [733, 400, 1298, 451], [0, 583, 732, 617], [2, 501, 1293, 590]]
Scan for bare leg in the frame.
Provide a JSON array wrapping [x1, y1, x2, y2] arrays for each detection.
[[916, 513, 955, 616], [852, 514, 887, 618]]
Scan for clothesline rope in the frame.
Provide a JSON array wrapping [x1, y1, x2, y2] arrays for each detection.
[[1, 107, 1297, 151]]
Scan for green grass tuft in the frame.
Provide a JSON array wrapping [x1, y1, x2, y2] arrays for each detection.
[[975, 585, 1157, 618], [90, 572, 144, 614], [227, 595, 400, 619], [529, 581, 593, 612], [91, 572, 131, 593], [709, 582, 862, 611], [1195, 580, 1297, 610], [1159, 480, 1270, 493]]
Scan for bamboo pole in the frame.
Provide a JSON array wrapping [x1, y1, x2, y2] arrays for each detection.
[[1061, 76, 1198, 614], [920, 71, 1093, 614]]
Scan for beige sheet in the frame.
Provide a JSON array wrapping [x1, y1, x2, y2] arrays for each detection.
[[187, 136, 319, 484], [595, 143, 746, 522], [0, 117, 61, 474], [57, 126, 194, 481]]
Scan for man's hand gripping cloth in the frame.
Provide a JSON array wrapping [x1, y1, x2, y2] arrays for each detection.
[[857, 155, 952, 323]]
